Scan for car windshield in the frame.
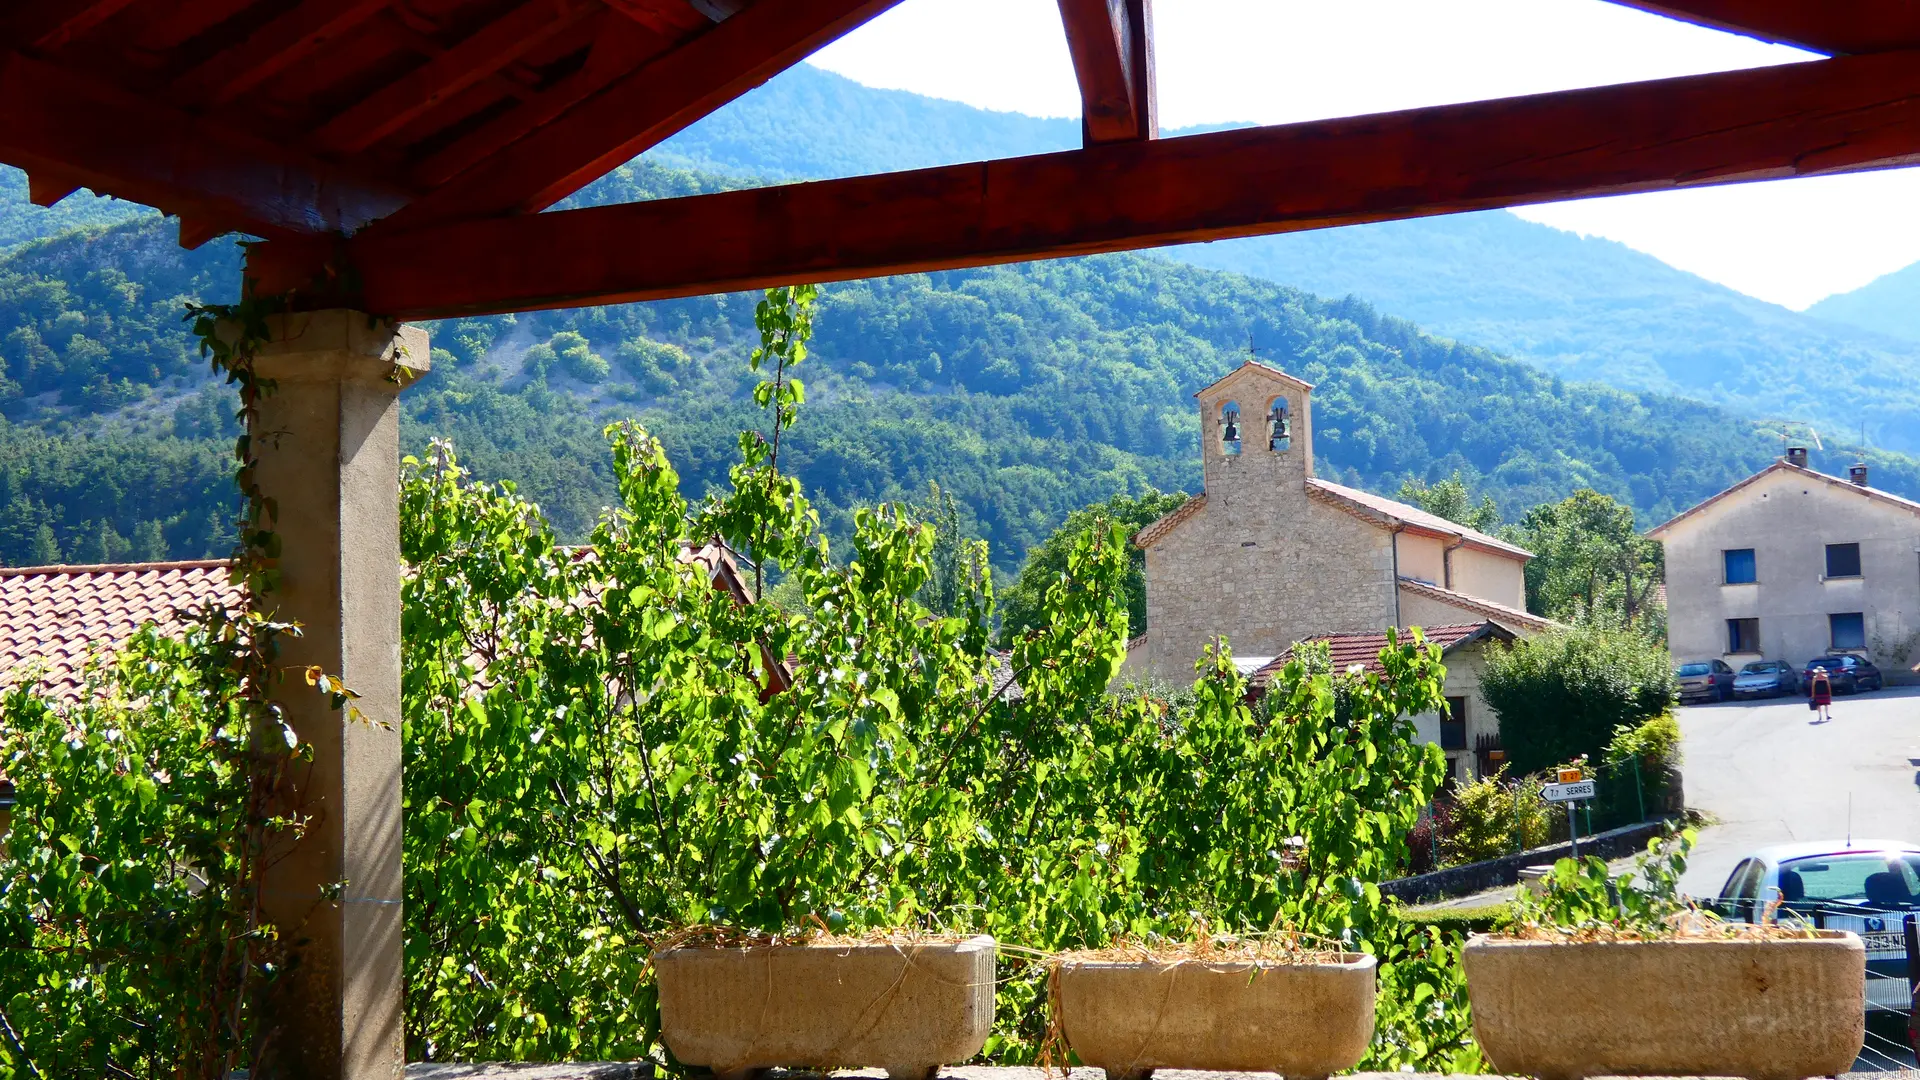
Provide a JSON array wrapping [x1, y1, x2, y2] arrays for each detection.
[[1781, 853, 1920, 907], [1808, 658, 1851, 671], [1739, 663, 1780, 674], [1677, 663, 1712, 676]]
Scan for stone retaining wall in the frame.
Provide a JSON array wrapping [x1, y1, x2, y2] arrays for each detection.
[[1379, 817, 1676, 905]]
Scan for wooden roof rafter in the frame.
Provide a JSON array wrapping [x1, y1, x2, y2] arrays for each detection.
[[1606, 1, 1920, 54], [248, 46, 1920, 318], [1057, 0, 1156, 145], [372, 0, 910, 230]]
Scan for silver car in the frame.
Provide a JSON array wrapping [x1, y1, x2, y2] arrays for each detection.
[[1717, 840, 1920, 1014], [1676, 659, 1735, 703], [1732, 660, 1799, 698]]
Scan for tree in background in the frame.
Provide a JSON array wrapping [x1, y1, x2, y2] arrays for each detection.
[[1508, 488, 1663, 627], [908, 480, 991, 617], [996, 490, 1189, 645], [1480, 619, 1676, 775], [1397, 472, 1500, 532]]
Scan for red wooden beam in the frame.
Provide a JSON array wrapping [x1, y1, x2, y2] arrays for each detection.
[[3, 0, 143, 52], [172, 0, 395, 107], [1604, 1, 1920, 54], [373, 0, 907, 230], [0, 50, 411, 239], [1057, 0, 1155, 144], [409, 17, 670, 187], [251, 50, 1920, 318], [310, 0, 595, 155]]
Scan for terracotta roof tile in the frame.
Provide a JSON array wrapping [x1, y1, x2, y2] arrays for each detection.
[[1395, 576, 1559, 634], [1247, 622, 1509, 689], [0, 560, 241, 699]]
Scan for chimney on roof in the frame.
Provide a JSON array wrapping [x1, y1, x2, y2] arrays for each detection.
[[1850, 461, 1869, 487], [1786, 446, 1809, 468]]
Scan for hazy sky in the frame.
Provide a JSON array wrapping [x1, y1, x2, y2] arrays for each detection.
[[811, 0, 1920, 310]]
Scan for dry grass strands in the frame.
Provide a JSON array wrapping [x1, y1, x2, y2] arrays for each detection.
[[1500, 908, 1827, 944]]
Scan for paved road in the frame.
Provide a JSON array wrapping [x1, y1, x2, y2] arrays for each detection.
[[1678, 684, 1920, 1073], [1678, 684, 1920, 899]]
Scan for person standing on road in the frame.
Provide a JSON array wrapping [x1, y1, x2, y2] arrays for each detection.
[[1809, 666, 1833, 723]]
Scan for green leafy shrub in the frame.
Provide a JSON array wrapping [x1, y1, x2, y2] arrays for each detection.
[[548, 330, 608, 382], [614, 336, 692, 393], [1513, 826, 1697, 936], [0, 612, 305, 1079], [1481, 622, 1675, 775], [1440, 768, 1551, 866]]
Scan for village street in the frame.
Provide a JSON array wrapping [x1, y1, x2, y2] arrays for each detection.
[[1677, 684, 1920, 900], [1677, 685, 1920, 1072]]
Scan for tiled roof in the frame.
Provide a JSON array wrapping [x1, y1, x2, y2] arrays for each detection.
[[1306, 478, 1532, 560], [1132, 494, 1206, 549], [1395, 576, 1559, 633], [1248, 622, 1502, 689], [1648, 459, 1920, 538], [1193, 359, 1316, 397], [0, 561, 242, 698]]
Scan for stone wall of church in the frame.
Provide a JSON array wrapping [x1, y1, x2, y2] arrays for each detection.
[[1135, 489, 1398, 684]]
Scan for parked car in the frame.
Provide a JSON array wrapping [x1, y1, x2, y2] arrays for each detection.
[[1732, 660, 1799, 698], [1714, 840, 1920, 1017], [1675, 659, 1736, 703], [1802, 654, 1885, 694]]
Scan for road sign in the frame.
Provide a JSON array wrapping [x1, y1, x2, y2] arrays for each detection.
[[1543, 780, 1597, 803]]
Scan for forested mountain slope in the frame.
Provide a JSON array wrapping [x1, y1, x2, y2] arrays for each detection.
[[656, 64, 1920, 454], [1807, 260, 1920, 344], [0, 156, 1902, 571]]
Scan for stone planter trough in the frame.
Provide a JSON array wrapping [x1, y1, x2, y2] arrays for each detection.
[[1053, 952, 1376, 1080], [1463, 931, 1865, 1080], [654, 935, 995, 1080]]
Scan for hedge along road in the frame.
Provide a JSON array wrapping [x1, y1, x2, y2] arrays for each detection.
[[1676, 683, 1920, 900]]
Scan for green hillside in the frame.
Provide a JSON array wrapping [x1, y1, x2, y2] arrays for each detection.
[[0, 168, 153, 252], [1806, 260, 1920, 343], [0, 156, 1906, 571], [657, 64, 1920, 455]]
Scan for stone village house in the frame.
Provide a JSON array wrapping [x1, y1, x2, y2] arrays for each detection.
[[1123, 360, 1555, 779], [1651, 447, 1920, 681]]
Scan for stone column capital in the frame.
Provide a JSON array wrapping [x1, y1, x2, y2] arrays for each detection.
[[246, 310, 430, 385]]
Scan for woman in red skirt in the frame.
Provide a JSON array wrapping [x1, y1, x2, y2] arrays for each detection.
[[1809, 666, 1833, 723]]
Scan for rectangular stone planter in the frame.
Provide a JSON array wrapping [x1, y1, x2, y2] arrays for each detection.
[[1463, 931, 1865, 1080], [654, 935, 995, 1080], [1053, 953, 1377, 1080]]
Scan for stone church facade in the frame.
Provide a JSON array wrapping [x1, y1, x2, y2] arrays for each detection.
[[1126, 360, 1552, 686]]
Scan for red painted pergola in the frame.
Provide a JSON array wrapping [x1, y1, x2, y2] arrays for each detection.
[[4, 2, 1919, 1078]]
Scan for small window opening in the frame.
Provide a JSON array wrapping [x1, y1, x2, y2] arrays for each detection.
[[1219, 401, 1242, 456], [1267, 397, 1291, 452], [1727, 618, 1759, 653], [1830, 612, 1866, 650], [1826, 543, 1862, 578], [1723, 548, 1755, 584], [1441, 696, 1467, 751]]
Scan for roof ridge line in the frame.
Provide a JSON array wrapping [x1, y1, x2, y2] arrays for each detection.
[[0, 558, 234, 578]]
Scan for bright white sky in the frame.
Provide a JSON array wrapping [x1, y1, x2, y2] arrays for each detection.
[[811, 0, 1920, 310]]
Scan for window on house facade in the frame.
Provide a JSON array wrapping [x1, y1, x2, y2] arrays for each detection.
[[1830, 612, 1866, 650], [1826, 542, 1862, 578], [1220, 401, 1242, 456], [1723, 548, 1756, 584], [1727, 618, 1759, 653], [1441, 696, 1467, 751]]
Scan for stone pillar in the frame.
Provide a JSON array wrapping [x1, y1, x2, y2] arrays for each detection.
[[250, 311, 427, 1080]]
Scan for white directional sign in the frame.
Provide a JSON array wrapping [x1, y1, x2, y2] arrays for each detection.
[[1543, 780, 1597, 803]]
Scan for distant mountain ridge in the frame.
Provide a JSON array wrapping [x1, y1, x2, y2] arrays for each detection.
[[1806, 262, 1920, 343], [654, 64, 1920, 454]]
